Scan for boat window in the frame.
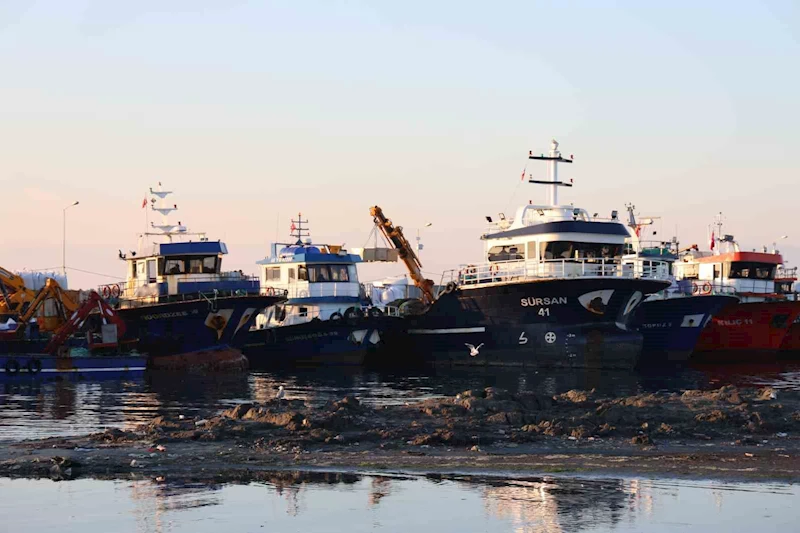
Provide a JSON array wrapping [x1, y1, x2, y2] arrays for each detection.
[[539, 241, 622, 261], [265, 267, 281, 281], [189, 258, 203, 274], [298, 306, 308, 318], [726, 262, 776, 280], [487, 245, 525, 262], [347, 265, 358, 282], [131, 262, 137, 279], [162, 258, 186, 275], [202, 256, 217, 274], [298, 265, 308, 281], [330, 265, 349, 282], [288, 267, 296, 281]]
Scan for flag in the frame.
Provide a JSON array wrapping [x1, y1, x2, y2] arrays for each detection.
[[142, 197, 147, 208], [290, 222, 296, 232], [710, 231, 715, 251], [520, 168, 526, 181]]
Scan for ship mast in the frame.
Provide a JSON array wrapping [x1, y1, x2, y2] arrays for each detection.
[[290, 212, 310, 244], [528, 139, 574, 206]]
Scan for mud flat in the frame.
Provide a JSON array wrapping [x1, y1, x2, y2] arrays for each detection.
[[2, 385, 799, 483]]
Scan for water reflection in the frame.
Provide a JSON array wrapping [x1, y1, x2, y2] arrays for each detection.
[[1, 472, 796, 533], [2, 362, 799, 442]]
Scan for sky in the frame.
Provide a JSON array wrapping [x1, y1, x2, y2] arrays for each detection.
[[1, 1, 798, 288]]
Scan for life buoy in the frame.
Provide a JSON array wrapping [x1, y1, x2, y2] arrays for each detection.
[[489, 264, 500, 278], [443, 281, 457, 294], [329, 312, 343, 321], [344, 307, 363, 321], [101, 286, 111, 299], [691, 282, 699, 295], [701, 282, 712, 295], [4, 359, 20, 375], [110, 285, 121, 298], [27, 359, 42, 374]]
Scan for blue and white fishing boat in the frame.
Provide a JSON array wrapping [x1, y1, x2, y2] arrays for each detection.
[[242, 214, 393, 366], [622, 209, 738, 363], [99, 185, 286, 370]]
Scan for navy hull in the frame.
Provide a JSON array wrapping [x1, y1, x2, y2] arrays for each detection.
[[1, 340, 145, 381], [632, 295, 739, 364], [242, 316, 398, 367], [389, 277, 669, 369], [118, 295, 283, 359]]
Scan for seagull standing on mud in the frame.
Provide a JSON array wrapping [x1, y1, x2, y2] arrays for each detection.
[[465, 343, 484, 357], [276, 385, 286, 400]]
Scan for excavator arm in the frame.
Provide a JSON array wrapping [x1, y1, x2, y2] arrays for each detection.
[[0, 278, 81, 339], [370, 206, 436, 305], [0, 266, 36, 314], [45, 290, 127, 354]]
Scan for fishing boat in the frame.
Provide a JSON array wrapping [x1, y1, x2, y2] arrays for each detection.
[[98, 185, 286, 371], [622, 208, 738, 364], [384, 140, 671, 369], [1, 288, 146, 380], [776, 265, 800, 355], [671, 219, 800, 362], [242, 214, 396, 366]]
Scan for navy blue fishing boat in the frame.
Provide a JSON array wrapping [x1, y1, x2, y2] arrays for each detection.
[[385, 140, 671, 369], [99, 185, 285, 370], [242, 214, 396, 366]]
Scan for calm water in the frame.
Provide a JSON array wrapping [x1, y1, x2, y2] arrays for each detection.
[[1, 364, 799, 442], [0, 473, 797, 533]]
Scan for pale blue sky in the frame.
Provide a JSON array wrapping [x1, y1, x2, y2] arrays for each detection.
[[1, 1, 798, 287]]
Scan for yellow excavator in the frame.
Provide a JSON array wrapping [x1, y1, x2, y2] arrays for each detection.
[[370, 206, 436, 305], [0, 267, 80, 333]]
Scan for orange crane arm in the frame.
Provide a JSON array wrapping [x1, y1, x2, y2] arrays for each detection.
[[0, 266, 36, 313], [370, 206, 436, 305]]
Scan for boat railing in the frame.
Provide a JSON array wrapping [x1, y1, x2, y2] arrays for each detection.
[[651, 280, 738, 299], [98, 275, 271, 308], [447, 257, 671, 288], [260, 282, 361, 300]]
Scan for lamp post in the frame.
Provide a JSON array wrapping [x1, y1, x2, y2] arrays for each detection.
[[416, 222, 433, 255], [62, 201, 80, 276]]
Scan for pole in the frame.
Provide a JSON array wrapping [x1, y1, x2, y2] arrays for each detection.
[[62, 201, 79, 277]]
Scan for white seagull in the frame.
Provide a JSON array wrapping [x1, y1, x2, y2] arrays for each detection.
[[465, 343, 484, 357], [275, 385, 286, 400]]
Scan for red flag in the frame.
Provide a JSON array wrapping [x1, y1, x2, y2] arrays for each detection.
[[142, 197, 147, 208], [520, 169, 525, 181], [710, 231, 715, 251], [290, 222, 296, 232]]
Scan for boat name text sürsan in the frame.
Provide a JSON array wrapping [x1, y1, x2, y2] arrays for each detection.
[[520, 297, 568, 307]]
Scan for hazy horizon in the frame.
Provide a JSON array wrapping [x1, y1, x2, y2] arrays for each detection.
[[2, 1, 798, 289]]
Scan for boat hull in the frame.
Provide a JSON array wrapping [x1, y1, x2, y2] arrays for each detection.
[[692, 301, 800, 362], [117, 295, 283, 363], [0, 350, 145, 381], [778, 315, 800, 357], [632, 295, 739, 364], [392, 278, 669, 369], [242, 316, 397, 367]]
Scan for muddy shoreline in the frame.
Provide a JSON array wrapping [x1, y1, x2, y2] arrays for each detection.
[[2, 385, 799, 483]]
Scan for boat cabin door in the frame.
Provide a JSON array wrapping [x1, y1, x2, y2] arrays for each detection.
[[147, 259, 157, 283]]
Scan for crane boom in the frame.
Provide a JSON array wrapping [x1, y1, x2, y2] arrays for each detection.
[[370, 206, 436, 305]]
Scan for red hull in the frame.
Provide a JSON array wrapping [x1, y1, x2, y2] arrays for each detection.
[[779, 319, 800, 354], [693, 301, 800, 361]]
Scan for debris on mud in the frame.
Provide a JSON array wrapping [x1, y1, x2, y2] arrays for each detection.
[[1, 385, 799, 482]]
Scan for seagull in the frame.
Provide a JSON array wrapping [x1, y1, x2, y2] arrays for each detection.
[[465, 343, 484, 357], [275, 385, 285, 400]]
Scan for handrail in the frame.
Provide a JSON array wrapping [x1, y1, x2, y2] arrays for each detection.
[[447, 257, 671, 288]]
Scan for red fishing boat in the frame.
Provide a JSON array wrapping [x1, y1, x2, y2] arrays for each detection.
[[672, 222, 800, 362]]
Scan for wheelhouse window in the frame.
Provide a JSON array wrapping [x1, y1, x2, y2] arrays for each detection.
[[288, 267, 296, 281], [163, 258, 185, 275], [539, 241, 622, 260], [487, 245, 524, 262], [306, 264, 351, 283], [265, 267, 281, 281], [202, 256, 218, 274], [725, 262, 776, 280]]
